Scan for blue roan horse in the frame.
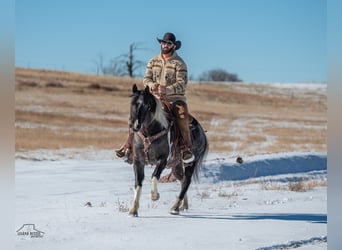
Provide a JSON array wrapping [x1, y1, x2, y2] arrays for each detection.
[[128, 84, 208, 216]]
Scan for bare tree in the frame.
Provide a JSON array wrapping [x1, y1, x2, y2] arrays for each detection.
[[92, 43, 146, 77], [118, 43, 146, 78], [104, 58, 126, 76]]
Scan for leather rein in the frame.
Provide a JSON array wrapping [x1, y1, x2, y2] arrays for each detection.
[[137, 127, 170, 155], [136, 98, 174, 163]]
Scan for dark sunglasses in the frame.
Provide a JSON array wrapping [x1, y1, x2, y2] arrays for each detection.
[[160, 41, 174, 47]]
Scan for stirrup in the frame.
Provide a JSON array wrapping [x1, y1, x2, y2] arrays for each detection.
[[182, 150, 194, 164], [115, 146, 127, 158], [125, 149, 133, 164]]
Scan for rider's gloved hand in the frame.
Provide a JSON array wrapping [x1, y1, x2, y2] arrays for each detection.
[[150, 83, 160, 93], [157, 85, 166, 95]]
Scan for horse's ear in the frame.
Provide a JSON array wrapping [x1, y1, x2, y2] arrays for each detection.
[[144, 85, 151, 94], [132, 84, 138, 94]]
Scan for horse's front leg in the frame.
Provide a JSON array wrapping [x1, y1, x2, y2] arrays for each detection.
[[150, 176, 160, 201], [128, 185, 142, 217], [128, 160, 145, 217], [150, 158, 167, 201]]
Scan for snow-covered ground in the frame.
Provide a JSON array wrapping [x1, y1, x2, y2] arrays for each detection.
[[15, 150, 327, 250]]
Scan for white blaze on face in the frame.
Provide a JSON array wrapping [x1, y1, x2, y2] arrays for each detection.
[[133, 119, 139, 130]]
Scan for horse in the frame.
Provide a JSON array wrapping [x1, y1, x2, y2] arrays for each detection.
[[128, 84, 208, 216]]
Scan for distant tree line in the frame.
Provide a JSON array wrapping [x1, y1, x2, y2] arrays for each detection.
[[198, 69, 242, 82], [93, 43, 242, 82]]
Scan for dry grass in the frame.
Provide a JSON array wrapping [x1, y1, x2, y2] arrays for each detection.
[[288, 179, 327, 192], [15, 67, 327, 155], [260, 179, 327, 192]]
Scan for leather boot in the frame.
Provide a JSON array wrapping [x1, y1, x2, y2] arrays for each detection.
[[115, 128, 134, 164], [173, 101, 194, 164]]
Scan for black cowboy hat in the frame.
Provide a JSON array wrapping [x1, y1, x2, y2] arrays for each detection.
[[157, 32, 181, 50]]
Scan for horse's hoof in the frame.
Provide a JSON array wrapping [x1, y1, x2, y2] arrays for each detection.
[[169, 208, 180, 215], [179, 206, 188, 211], [169, 210, 179, 215], [150, 192, 160, 201], [128, 210, 138, 217]]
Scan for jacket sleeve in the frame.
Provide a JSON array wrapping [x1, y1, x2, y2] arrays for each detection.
[[143, 59, 154, 89]]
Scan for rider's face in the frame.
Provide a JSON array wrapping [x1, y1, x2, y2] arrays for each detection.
[[160, 41, 175, 55]]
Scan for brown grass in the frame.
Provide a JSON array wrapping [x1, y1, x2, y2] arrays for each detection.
[[260, 179, 327, 192], [15, 67, 327, 155], [288, 179, 327, 192]]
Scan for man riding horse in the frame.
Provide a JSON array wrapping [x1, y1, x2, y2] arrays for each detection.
[[116, 32, 194, 164]]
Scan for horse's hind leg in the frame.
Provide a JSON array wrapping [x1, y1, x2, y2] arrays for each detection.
[[169, 163, 194, 215], [180, 194, 188, 211], [169, 192, 189, 215]]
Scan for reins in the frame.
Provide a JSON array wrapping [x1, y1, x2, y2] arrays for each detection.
[[134, 92, 174, 163], [137, 125, 170, 162]]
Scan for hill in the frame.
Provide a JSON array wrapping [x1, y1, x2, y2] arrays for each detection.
[[15, 67, 327, 157]]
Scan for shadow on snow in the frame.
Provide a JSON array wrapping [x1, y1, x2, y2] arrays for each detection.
[[202, 153, 327, 182], [180, 213, 327, 224]]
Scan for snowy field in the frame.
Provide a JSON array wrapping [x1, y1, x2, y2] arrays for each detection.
[[15, 150, 327, 250]]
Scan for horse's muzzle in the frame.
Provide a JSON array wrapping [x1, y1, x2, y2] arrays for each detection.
[[133, 119, 140, 131]]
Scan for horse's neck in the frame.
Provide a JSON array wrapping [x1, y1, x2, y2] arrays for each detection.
[[154, 99, 169, 129], [142, 119, 165, 136]]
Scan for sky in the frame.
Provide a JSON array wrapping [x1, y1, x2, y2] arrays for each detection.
[[15, 0, 326, 83]]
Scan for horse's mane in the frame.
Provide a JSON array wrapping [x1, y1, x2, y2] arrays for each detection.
[[153, 96, 169, 129]]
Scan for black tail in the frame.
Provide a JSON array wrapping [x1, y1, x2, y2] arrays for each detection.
[[191, 118, 209, 182]]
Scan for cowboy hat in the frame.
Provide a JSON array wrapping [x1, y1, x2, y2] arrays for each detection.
[[157, 32, 181, 50]]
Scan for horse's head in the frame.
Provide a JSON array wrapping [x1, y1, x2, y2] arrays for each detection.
[[130, 84, 157, 132]]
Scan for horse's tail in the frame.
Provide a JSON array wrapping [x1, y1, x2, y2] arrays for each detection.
[[192, 119, 209, 182]]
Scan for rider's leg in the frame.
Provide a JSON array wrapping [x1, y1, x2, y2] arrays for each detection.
[[172, 100, 194, 164]]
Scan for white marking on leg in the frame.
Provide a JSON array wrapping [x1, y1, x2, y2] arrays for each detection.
[[129, 186, 142, 216], [134, 186, 142, 202], [150, 176, 160, 200], [151, 176, 158, 194], [180, 194, 189, 211]]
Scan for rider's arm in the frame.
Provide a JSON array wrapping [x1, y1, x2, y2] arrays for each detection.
[[143, 58, 156, 90]]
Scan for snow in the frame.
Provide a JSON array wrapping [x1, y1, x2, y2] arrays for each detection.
[[15, 149, 327, 249]]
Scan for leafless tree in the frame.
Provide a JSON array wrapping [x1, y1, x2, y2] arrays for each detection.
[[103, 58, 126, 76], [91, 43, 146, 77], [119, 43, 146, 78]]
